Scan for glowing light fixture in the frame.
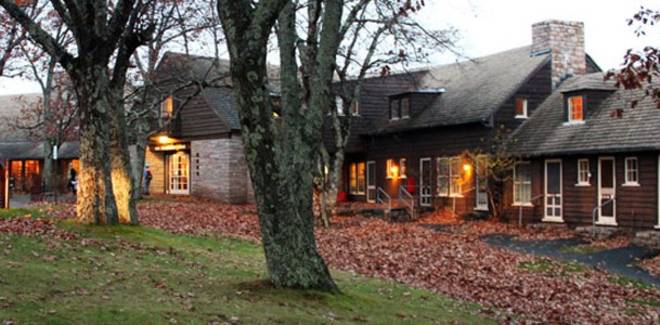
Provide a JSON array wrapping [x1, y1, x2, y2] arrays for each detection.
[[158, 135, 172, 144], [463, 163, 472, 175], [389, 165, 399, 179]]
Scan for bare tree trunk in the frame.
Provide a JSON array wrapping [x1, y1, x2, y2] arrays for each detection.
[[73, 68, 118, 225], [132, 134, 148, 201], [108, 89, 138, 224], [218, 0, 338, 291], [42, 141, 53, 193]]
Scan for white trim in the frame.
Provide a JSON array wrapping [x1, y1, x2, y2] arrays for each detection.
[[474, 155, 489, 211], [624, 157, 640, 186], [543, 159, 564, 223], [576, 158, 591, 186], [514, 98, 528, 119], [167, 151, 190, 195], [419, 158, 433, 207], [567, 95, 584, 123], [512, 203, 534, 208], [513, 161, 532, 206], [597, 156, 617, 226], [366, 161, 376, 203]]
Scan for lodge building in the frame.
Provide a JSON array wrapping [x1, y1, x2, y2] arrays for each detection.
[[0, 20, 658, 231]]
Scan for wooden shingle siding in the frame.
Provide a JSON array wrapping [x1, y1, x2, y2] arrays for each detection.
[[177, 94, 231, 139], [510, 152, 659, 229]]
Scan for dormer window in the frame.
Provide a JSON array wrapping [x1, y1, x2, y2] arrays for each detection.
[[515, 98, 528, 119], [401, 97, 410, 118], [567, 95, 584, 123], [389, 98, 400, 120], [350, 100, 360, 116], [161, 96, 174, 119], [389, 96, 411, 121]]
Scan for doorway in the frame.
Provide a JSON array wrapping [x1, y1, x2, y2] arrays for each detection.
[[544, 159, 563, 222], [366, 161, 376, 203], [167, 151, 190, 195], [419, 158, 432, 207], [597, 157, 616, 225]]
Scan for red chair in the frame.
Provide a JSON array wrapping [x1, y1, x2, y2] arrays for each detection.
[[406, 176, 416, 195]]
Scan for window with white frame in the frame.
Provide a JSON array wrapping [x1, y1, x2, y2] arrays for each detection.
[[450, 157, 463, 197], [436, 158, 450, 196], [436, 157, 463, 197], [513, 162, 532, 205], [399, 158, 407, 178], [389, 99, 400, 120], [567, 95, 584, 123], [351, 100, 360, 116], [515, 98, 528, 118], [577, 159, 590, 185], [624, 157, 639, 185]]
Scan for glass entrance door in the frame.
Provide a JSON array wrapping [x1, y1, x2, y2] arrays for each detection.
[[544, 160, 563, 222], [419, 158, 432, 207], [366, 161, 376, 203], [168, 151, 190, 195], [598, 157, 616, 225]]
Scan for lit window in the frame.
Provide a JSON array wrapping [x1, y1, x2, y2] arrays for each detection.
[[389, 99, 400, 120], [401, 97, 410, 119], [349, 162, 366, 194], [513, 162, 532, 205], [515, 98, 528, 118], [386, 159, 400, 179], [437, 158, 449, 196], [577, 159, 590, 185], [335, 96, 345, 116], [436, 157, 463, 197], [399, 158, 407, 178], [568, 96, 584, 122], [161, 96, 174, 119], [624, 157, 639, 185]]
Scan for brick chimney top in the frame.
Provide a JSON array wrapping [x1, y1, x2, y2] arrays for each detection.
[[532, 20, 586, 89]]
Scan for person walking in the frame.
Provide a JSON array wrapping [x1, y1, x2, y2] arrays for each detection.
[[68, 168, 78, 195], [143, 164, 153, 195]]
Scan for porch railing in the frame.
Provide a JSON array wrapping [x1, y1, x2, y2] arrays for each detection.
[[592, 197, 616, 238], [398, 185, 415, 219], [376, 187, 391, 215]]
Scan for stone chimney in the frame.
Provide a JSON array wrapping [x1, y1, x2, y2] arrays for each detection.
[[531, 20, 586, 89]]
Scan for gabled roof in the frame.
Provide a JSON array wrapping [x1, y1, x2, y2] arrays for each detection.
[[371, 46, 551, 134], [511, 72, 660, 156], [0, 93, 41, 142], [0, 141, 79, 161]]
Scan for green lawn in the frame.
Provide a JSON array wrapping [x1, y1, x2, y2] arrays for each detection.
[[0, 220, 492, 324]]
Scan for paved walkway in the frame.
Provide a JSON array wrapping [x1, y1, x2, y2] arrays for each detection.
[[482, 234, 660, 286]]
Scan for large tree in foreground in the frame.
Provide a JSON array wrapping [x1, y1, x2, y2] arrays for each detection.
[[0, 0, 153, 224], [217, 0, 342, 290]]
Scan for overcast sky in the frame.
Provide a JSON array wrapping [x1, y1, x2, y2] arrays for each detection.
[[0, 0, 657, 95]]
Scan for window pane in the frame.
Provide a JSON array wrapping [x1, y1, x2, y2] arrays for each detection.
[[401, 97, 410, 118], [437, 158, 449, 196], [515, 98, 527, 116], [349, 163, 357, 193], [357, 162, 366, 193]]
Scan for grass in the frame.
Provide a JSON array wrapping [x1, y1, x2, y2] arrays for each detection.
[[0, 223, 493, 324], [518, 259, 586, 275], [0, 208, 43, 219], [559, 244, 607, 255], [608, 275, 654, 290]]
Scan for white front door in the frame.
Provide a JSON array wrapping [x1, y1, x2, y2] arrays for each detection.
[[366, 161, 376, 203], [419, 158, 432, 207], [598, 157, 616, 225], [168, 151, 190, 195], [544, 159, 563, 222]]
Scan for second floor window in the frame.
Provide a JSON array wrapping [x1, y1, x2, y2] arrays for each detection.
[[568, 95, 584, 123], [161, 96, 174, 119], [389, 99, 400, 120], [515, 98, 528, 118]]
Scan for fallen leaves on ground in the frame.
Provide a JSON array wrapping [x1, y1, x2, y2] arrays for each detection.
[[641, 255, 660, 277], [24, 197, 660, 323], [0, 216, 77, 240]]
